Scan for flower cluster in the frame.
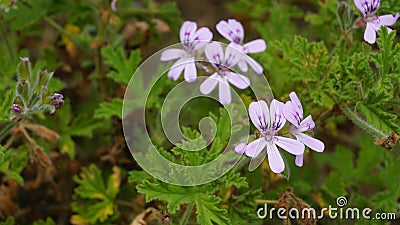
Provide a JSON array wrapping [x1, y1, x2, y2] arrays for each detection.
[[161, 19, 266, 104], [354, 0, 399, 44], [235, 92, 324, 173]]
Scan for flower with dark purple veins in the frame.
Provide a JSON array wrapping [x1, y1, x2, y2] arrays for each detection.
[[161, 21, 213, 82], [354, 0, 399, 44], [283, 92, 324, 167], [12, 104, 21, 114], [50, 93, 64, 108], [199, 42, 250, 104], [235, 100, 305, 173], [216, 19, 266, 74]]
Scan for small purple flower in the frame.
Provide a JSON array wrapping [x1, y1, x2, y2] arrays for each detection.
[[12, 104, 21, 113], [283, 92, 324, 167], [354, 0, 399, 44], [20, 57, 29, 61], [50, 93, 64, 108], [199, 42, 250, 104], [216, 19, 266, 74], [161, 21, 213, 82], [235, 100, 305, 173]]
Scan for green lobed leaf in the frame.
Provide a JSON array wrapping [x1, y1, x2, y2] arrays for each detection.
[[102, 47, 142, 85], [94, 98, 123, 120], [195, 194, 231, 225], [72, 164, 120, 224], [137, 179, 200, 213]]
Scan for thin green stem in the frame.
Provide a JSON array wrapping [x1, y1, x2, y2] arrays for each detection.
[[179, 203, 194, 225], [94, 11, 109, 97], [0, 19, 15, 59], [338, 102, 387, 138]]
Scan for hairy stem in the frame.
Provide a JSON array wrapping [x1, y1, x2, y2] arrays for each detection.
[[338, 102, 387, 138], [179, 203, 194, 225]]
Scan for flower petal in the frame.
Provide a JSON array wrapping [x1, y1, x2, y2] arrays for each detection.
[[227, 72, 250, 89], [180, 21, 197, 43], [378, 13, 400, 26], [283, 101, 301, 127], [234, 143, 247, 155], [364, 22, 377, 44], [160, 48, 186, 61], [243, 39, 267, 54], [267, 143, 285, 173], [224, 43, 242, 68], [353, 0, 365, 15], [192, 27, 213, 50], [238, 59, 248, 72], [295, 154, 304, 167], [245, 138, 267, 158], [249, 100, 270, 132], [297, 115, 315, 132], [167, 58, 185, 81], [205, 42, 224, 65], [216, 19, 244, 44], [270, 99, 286, 131], [275, 136, 305, 155], [199, 73, 219, 94], [244, 56, 263, 74], [218, 77, 232, 104], [184, 61, 197, 82], [295, 132, 325, 152], [289, 92, 303, 118], [216, 20, 234, 43]]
